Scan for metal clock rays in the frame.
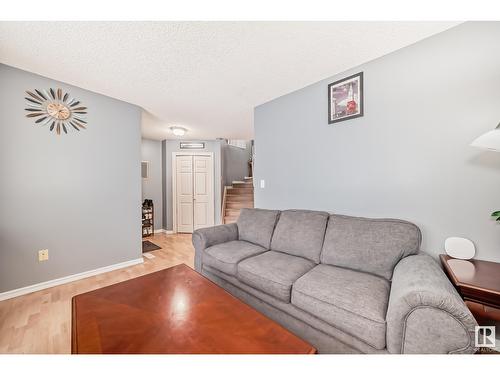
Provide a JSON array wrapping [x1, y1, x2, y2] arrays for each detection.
[[24, 88, 87, 135]]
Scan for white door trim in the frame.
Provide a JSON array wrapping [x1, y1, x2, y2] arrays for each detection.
[[172, 151, 214, 233]]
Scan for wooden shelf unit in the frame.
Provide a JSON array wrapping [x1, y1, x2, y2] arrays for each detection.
[[142, 204, 154, 237]]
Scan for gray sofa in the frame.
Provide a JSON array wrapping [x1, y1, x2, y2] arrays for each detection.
[[192, 208, 477, 354]]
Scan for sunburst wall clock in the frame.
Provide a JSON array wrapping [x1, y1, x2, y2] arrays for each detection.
[[24, 88, 87, 135]]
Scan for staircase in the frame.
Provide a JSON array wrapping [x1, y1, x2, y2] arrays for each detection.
[[222, 177, 254, 224]]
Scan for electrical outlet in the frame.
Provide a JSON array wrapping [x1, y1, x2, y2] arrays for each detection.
[[260, 179, 265, 188], [38, 249, 49, 262]]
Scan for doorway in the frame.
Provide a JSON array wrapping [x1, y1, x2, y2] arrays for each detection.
[[172, 152, 215, 233]]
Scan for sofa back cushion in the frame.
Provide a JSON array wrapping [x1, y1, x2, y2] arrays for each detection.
[[270, 210, 329, 263], [237, 208, 280, 249], [321, 214, 421, 280]]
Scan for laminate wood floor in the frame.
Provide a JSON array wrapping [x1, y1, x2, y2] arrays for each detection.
[[0, 233, 194, 354]]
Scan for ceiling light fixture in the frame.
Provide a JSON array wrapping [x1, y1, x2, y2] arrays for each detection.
[[169, 126, 187, 137]]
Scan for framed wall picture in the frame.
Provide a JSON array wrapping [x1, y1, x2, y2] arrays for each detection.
[[328, 72, 364, 124]]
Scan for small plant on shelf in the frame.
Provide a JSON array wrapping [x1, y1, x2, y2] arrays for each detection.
[[492, 211, 500, 221]]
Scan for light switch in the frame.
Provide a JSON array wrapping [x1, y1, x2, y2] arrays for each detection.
[[260, 179, 265, 188]]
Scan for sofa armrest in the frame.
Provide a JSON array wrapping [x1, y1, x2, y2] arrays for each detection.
[[192, 223, 238, 272], [386, 254, 477, 354]]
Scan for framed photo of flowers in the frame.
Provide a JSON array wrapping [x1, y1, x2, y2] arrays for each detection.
[[328, 72, 363, 124]]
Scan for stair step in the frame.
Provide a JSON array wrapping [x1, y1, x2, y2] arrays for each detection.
[[226, 195, 254, 203], [228, 184, 253, 189], [227, 188, 254, 195], [232, 181, 253, 188], [226, 202, 254, 210], [223, 179, 254, 224], [227, 195, 253, 200]]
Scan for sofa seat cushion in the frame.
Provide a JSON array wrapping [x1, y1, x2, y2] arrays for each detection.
[[237, 251, 315, 302], [292, 264, 391, 349], [203, 240, 267, 276]]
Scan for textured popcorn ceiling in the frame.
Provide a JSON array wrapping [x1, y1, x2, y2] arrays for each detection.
[[0, 22, 459, 140]]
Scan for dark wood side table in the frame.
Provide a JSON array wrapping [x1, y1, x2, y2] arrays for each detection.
[[440, 254, 500, 325]]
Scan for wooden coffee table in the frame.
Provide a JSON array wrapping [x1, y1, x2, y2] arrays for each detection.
[[72, 264, 316, 354]]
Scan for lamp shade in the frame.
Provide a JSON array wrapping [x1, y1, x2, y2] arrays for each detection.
[[471, 123, 500, 152]]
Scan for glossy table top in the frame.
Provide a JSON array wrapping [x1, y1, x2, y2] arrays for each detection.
[[440, 254, 500, 292], [72, 263, 316, 354], [440, 254, 500, 308]]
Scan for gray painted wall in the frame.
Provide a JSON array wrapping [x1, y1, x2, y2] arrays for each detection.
[[141, 138, 163, 230], [0, 64, 142, 292], [222, 140, 252, 186], [162, 140, 223, 231], [254, 22, 500, 262]]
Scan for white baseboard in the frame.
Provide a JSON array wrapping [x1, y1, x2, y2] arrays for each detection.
[[153, 229, 174, 235], [0, 257, 144, 302]]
